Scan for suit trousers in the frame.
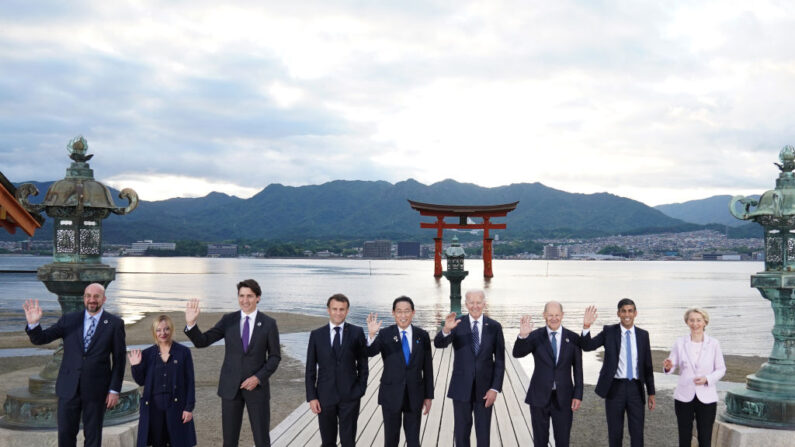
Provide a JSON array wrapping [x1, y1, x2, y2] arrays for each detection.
[[452, 385, 493, 447], [530, 390, 573, 447], [57, 390, 106, 447], [318, 399, 361, 447], [221, 388, 270, 447], [605, 379, 645, 447], [382, 388, 422, 447], [674, 397, 717, 447]]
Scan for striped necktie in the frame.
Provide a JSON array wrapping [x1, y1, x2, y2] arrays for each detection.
[[84, 316, 96, 352]]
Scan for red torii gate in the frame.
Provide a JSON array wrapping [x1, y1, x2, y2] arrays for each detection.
[[408, 200, 519, 278]]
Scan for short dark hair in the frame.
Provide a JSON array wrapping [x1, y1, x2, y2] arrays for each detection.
[[617, 298, 636, 310], [237, 279, 262, 297], [327, 293, 350, 308], [392, 296, 415, 311]]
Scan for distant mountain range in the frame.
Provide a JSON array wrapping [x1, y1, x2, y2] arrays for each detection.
[[654, 195, 759, 227], [4, 179, 760, 243]]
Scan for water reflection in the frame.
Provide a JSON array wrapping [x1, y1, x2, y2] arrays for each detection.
[[0, 257, 770, 357]]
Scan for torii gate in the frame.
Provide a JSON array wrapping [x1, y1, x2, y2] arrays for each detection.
[[408, 200, 519, 278]]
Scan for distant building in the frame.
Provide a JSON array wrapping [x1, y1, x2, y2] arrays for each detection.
[[207, 243, 238, 258], [363, 240, 392, 258], [397, 241, 420, 258], [128, 240, 176, 256], [543, 244, 568, 260]]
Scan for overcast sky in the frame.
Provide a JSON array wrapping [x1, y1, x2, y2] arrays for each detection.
[[1, 0, 794, 206]]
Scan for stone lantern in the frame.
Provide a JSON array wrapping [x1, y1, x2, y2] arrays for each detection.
[[442, 236, 469, 311], [724, 145, 795, 429], [2, 136, 140, 429]]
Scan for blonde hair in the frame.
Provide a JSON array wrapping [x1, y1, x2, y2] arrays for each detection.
[[151, 315, 175, 343], [684, 308, 710, 326]]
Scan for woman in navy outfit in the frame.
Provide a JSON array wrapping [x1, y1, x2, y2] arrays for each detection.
[[129, 315, 197, 447]]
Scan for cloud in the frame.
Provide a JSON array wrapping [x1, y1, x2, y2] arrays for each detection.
[[1, 0, 795, 207]]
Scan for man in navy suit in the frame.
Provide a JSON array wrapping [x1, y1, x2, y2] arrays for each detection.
[[512, 301, 583, 447], [434, 289, 505, 447], [581, 299, 656, 447], [365, 296, 433, 447], [184, 279, 281, 447], [24, 283, 126, 447], [306, 293, 369, 447]]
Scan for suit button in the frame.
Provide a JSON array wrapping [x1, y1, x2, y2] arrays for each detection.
[[82, 356, 86, 360], [145, 401, 149, 405]]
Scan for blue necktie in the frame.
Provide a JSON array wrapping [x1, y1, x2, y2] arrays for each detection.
[[472, 321, 480, 356], [84, 316, 96, 352], [333, 326, 341, 357], [401, 330, 410, 365], [625, 330, 634, 380], [242, 316, 250, 353], [550, 331, 558, 364]]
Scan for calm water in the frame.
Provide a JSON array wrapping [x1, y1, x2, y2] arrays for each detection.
[[0, 256, 771, 358]]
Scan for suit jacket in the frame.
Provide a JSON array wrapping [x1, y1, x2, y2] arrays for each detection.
[[665, 334, 725, 404], [185, 310, 280, 400], [581, 324, 655, 402], [305, 322, 369, 406], [26, 310, 126, 400], [434, 315, 505, 401], [131, 342, 197, 447], [366, 324, 434, 412], [513, 327, 583, 408]]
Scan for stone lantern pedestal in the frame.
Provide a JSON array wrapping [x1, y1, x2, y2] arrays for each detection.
[[713, 145, 795, 444], [1, 136, 140, 430], [442, 236, 469, 314]]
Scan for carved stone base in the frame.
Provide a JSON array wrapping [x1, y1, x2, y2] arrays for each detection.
[[713, 419, 795, 447], [722, 386, 795, 429], [0, 381, 139, 429], [0, 419, 137, 447]]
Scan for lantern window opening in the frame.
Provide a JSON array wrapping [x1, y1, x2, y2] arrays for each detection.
[[60, 220, 73, 226]]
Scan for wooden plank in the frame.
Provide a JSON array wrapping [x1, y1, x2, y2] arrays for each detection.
[[271, 342, 537, 446]]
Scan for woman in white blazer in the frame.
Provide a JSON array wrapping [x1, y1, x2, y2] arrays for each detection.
[[663, 308, 726, 447]]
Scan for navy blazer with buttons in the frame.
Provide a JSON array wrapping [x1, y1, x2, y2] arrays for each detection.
[[131, 342, 197, 447], [184, 310, 281, 401], [306, 322, 369, 405], [581, 324, 656, 402], [366, 324, 433, 412], [513, 326, 583, 408], [26, 310, 126, 401], [434, 315, 505, 401]]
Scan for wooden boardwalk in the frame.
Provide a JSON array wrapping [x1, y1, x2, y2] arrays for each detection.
[[270, 344, 549, 446]]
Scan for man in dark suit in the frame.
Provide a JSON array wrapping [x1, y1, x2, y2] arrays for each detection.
[[365, 296, 433, 447], [184, 279, 281, 447], [24, 283, 126, 447], [580, 298, 656, 447], [512, 301, 583, 447], [306, 293, 369, 447], [434, 289, 505, 447]]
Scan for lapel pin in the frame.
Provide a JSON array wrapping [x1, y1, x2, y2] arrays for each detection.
[[566, 338, 570, 343], [393, 336, 399, 343], [173, 359, 178, 364], [415, 339, 420, 344], [103, 320, 108, 324], [257, 322, 262, 327]]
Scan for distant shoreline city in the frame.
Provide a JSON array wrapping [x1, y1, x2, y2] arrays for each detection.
[[0, 229, 763, 262]]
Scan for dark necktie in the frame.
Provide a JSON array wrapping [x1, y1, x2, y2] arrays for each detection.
[[84, 316, 96, 352], [625, 330, 634, 380], [401, 330, 410, 365], [472, 320, 480, 356], [333, 326, 341, 357], [242, 316, 250, 353], [550, 331, 558, 364]]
